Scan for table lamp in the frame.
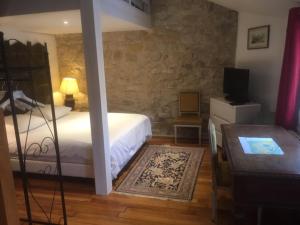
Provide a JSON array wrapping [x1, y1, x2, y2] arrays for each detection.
[[60, 77, 79, 110]]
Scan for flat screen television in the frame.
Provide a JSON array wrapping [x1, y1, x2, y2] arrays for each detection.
[[223, 67, 249, 104]]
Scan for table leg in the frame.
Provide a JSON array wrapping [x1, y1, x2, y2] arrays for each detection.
[[233, 204, 245, 225], [257, 207, 263, 225]]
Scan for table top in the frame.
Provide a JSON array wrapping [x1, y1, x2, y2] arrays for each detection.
[[221, 124, 300, 178]]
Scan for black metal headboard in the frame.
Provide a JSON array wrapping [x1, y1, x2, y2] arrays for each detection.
[[0, 39, 51, 104]]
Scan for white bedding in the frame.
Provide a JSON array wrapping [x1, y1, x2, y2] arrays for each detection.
[[7, 112, 152, 179]]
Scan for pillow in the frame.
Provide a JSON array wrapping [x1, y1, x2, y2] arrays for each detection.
[[5, 100, 30, 114], [31, 105, 71, 121], [5, 114, 46, 134], [17, 98, 45, 108]]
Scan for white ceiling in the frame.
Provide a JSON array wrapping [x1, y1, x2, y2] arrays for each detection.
[[209, 0, 300, 17], [1, 1, 299, 34], [0, 10, 148, 34]]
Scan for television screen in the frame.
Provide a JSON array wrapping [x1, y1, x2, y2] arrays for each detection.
[[223, 67, 249, 104]]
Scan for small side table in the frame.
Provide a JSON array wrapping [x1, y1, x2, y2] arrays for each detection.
[[174, 115, 202, 145]]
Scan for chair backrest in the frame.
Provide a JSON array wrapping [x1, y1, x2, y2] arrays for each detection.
[[208, 118, 218, 189], [179, 91, 200, 116]]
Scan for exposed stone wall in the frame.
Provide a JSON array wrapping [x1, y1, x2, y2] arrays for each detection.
[[55, 0, 238, 136]]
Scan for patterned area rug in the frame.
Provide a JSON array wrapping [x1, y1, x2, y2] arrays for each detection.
[[115, 145, 204, 201]]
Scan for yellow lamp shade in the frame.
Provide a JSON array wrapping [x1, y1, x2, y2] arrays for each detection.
[[60, 77, 79, 95]]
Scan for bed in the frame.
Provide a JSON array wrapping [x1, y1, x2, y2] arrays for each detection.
[[7, 112, 152, 179]]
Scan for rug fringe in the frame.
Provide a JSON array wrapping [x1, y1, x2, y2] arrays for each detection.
[[112, 190, 192, 203]]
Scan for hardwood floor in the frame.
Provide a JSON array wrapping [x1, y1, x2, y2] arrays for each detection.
[[15, 137, 232, 225]]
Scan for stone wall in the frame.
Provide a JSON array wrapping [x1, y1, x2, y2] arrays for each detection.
[[55, 0, 238, 136]]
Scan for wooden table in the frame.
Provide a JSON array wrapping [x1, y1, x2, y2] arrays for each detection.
[[221, 124, 300, 209]]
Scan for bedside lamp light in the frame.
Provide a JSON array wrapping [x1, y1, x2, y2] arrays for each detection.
[[53, 91, 64, 106], [60, 77, 79, 110]]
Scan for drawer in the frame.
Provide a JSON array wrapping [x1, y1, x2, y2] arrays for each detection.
[[211, 115, 230, 132], [210, 99, 236, 122], [216, 130, 222, 147]]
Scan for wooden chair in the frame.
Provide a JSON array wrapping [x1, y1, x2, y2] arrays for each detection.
[[209, 120, 264, 225], [208, 119, 231, 224], [174, 91, 202, 144]]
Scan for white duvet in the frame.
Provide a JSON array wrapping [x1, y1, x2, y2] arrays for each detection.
[[7, 112, 152, 179]]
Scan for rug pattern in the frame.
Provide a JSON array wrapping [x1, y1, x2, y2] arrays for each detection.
[[116, 145, 204, 201]]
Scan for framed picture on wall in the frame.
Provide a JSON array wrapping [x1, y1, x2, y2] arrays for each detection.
[[247, 25, 270, 50]]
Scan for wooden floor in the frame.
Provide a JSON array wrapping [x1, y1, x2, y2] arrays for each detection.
[[15, 137, 234, 225]]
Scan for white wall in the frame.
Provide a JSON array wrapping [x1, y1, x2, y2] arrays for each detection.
[[0, 27, 60, 90], [235, 12, 288, 113]]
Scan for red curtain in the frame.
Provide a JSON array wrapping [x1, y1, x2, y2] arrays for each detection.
[[275, 7, 300, 129]]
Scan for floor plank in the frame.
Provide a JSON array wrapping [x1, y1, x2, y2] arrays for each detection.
[[15, 137, 232, 225]]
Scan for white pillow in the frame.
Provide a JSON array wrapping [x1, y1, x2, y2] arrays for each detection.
[[31, 105, 71, 121], [5, 114, 46, 134]]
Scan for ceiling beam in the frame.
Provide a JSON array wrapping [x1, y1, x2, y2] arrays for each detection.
[[0, 0, 80, 17]]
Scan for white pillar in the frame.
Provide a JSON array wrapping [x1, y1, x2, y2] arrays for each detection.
[[80, 0, 112, 195]]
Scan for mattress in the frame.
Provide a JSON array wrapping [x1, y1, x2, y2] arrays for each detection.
[[7, 112, 152, 179]]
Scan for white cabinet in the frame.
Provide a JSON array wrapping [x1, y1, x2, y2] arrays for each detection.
[[210, 97, 261, 146]]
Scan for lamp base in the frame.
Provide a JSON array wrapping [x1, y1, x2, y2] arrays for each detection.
[[64, 94, 75, 110]]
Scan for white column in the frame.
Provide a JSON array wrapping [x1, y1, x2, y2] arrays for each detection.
[[80, 0, 112, 195]]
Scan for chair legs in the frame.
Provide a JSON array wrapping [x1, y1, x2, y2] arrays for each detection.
[[211, 191, 218, 224], [174, 126, 178, 144]]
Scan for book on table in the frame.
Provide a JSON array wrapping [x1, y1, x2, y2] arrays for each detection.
[[238, 137, 284, 155]]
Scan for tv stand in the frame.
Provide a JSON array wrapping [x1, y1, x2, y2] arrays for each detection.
[[229, 101, 248, 106], [224, 96, 249, 106], [210, 97, 261, 147]]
